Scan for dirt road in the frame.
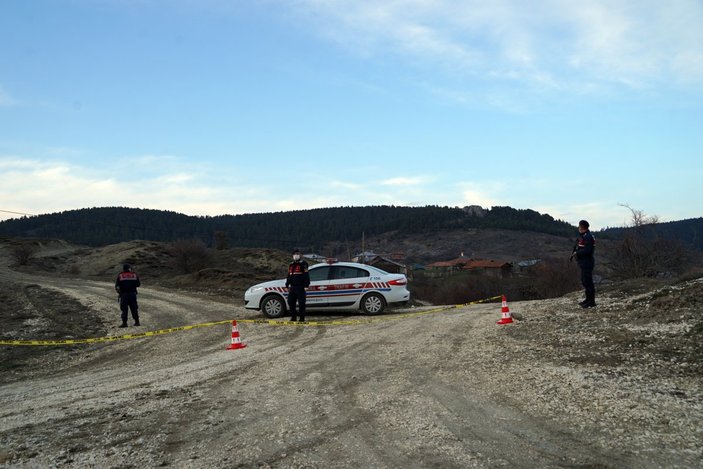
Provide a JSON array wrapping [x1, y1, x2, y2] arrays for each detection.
[[1, 244, 701, 468]]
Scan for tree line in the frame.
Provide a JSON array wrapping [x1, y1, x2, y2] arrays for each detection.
[[0, 205, 577, 248], [600, 217, 703, 252]]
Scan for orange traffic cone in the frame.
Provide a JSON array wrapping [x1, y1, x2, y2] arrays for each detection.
[[226, 320, 247, 350], [496, 295, 513, 325]]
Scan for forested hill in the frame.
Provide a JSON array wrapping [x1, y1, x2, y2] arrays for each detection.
[[600, 217, 703, 251], [0, 205, 576, 248]]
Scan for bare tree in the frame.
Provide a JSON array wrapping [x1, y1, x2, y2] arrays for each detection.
[[619, 203, 660, 228], [612, 204, 686, 278], [213, 230, 229, 250]]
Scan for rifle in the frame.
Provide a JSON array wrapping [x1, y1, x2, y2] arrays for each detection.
[[569, 241, 578, 262]]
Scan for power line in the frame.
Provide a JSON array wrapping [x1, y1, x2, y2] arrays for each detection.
[[0, 209, 34, 216]]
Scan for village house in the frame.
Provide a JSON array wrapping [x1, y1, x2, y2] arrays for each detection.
[[353, 251, 407, 275], [426, 253, 512, 278]]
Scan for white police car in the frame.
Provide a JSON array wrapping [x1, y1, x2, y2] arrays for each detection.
[[244, 261, 410, 318]]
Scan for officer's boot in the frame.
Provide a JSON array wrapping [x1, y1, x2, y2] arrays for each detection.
[[588, 292, 597, 308], [133, 315, 140, 326], [580, 295, 590, 308], [582, 292, 596, 308], [119, 322, 128, 328]]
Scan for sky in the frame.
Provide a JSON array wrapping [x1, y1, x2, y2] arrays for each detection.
[[1, 0, 702, 231]]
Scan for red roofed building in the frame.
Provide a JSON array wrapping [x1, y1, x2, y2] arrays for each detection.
[[462, 259, 512, 277], [426, 253, 512, 277]]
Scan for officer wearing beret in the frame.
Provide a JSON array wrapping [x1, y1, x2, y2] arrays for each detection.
[[115, 263, 141, 327], [571, 220, 596, 308], [285, 249, 310, 322]]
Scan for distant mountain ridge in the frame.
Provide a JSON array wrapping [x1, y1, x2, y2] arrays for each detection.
[[0, 205, 576, 248], [1, 206, 700, 252], [600, 217, 703, 251]]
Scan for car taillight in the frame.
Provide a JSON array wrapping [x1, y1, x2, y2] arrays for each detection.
[[388, 278, 407, 286]]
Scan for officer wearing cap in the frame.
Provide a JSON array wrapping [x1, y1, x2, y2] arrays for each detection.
[[115, 263, 141, 327], [285, 249, 310, 322]]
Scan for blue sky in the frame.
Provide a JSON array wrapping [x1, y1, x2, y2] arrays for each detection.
[[1, 0, 702, 230]]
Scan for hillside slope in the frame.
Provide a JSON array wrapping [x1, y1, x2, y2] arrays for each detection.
[[4, 229, 621, 303], [0, 240, 701, 467], [342, 227, 589, 263]]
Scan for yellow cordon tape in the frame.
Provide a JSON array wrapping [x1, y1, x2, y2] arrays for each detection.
[[0, 320, 233, 346], [0, 295, 502, 346]]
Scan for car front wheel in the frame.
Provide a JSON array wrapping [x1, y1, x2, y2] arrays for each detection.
[[361, 292, 385, 315], [261, 294, 286, 318]]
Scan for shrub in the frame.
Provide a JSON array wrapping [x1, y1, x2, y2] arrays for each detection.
[[530, 258, 582, 298], [168, 239, 211, 273], [11, 244, 38, 266]]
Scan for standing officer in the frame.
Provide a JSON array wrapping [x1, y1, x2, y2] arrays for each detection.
[[285, 248, 310, 322], [571, 220, 596, 308], [116, 263, 141, 327]]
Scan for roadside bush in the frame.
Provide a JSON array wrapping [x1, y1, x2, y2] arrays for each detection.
[[168, 239, 211, 273], [11, 244, 38, 266], [411, 259, 583, 305], [529, 259, 582, 298], [411, 271, 504, 305]]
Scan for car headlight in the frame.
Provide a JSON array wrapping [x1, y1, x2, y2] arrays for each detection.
[[247, 286, 265, 294]]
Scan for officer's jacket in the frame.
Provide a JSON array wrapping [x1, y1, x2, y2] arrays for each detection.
[[116, 271, 141, 294], [286, 261, 310, 288], [574, 231, 596, 266]]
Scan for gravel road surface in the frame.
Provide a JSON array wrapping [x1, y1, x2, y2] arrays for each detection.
[[1, 244, 701, 468]]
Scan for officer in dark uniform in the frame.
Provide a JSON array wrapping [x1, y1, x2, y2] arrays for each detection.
[[115, 263, 141, 327], [571, 220, 596, 308], [285, 248, 310, 322]]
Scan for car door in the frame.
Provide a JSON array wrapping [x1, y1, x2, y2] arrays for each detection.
[[305, 265, 331, 308], [326, 265, 370, 309]]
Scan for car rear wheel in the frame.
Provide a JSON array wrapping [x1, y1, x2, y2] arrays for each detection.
[[261, 294, 286, 318], [361, 292, 385, 315]]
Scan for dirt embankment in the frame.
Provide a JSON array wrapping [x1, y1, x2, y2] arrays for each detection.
[[0, 240, 701, 468]]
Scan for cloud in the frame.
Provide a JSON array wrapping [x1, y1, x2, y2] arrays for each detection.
[[0, 157, 377, 220], [329, 180, 364, 190], [153, 173, 194, 185], [0, 158, 191, 218], [381, 176, 428, 186], [0, 157, 41, 171], [0, 155, 692, 231], [0, 85, 18, 107], [0, 156, 481, 221], [287, 0, 703, 90], [455, 180, 504, 208]]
